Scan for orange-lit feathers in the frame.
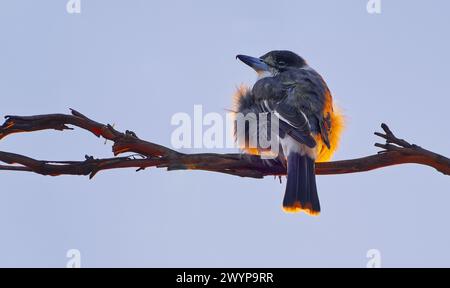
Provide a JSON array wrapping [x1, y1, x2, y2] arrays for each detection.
[[315, 90, 344, 162], [232, 85, 344, 161]]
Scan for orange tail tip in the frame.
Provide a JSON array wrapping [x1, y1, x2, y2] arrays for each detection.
[[283, 202, 321, 216]]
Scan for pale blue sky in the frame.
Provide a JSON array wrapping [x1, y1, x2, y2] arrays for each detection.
[[0, 0, 449, 267]]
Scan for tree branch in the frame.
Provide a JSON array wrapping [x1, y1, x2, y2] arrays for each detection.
[[0, 110, 449, 178]]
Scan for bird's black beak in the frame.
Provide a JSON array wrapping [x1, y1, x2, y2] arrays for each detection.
[[236, 55, 270, 72]]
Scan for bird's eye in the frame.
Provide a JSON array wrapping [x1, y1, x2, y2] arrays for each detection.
[[278, 61, 286, 66]]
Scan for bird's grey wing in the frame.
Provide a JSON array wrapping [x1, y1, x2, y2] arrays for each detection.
[[280, 69, 331, 148], [273, 98, 316, 148], [252, 77, 316, 148]]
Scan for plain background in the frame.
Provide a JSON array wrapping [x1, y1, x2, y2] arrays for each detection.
[[0, 0, 449, 267]]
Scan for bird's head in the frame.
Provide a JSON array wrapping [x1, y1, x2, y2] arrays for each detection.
[[236, 50, 307, 79]]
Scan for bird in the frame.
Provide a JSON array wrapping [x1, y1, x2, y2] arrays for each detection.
[[233, 50, 344, 216]]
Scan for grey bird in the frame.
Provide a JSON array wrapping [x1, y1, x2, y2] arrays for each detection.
[[234, 50, 344, 215]]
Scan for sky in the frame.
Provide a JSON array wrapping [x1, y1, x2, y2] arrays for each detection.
[[0, 0, 449, 267]]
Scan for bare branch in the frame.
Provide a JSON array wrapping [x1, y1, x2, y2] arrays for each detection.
[[0, 110, 449, 178]]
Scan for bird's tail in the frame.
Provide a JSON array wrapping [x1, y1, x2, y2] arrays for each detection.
[[283, 152, 320, 216]]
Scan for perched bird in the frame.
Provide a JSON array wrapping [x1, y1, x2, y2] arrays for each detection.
[[234, 50, 344, 216]]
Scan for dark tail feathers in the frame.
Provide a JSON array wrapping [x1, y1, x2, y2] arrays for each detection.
[[283, 152, 320, 216]]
